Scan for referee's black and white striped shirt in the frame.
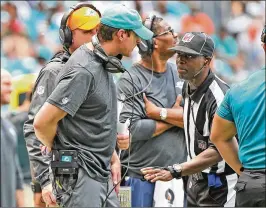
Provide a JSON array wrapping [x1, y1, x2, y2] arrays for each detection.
[[182, 70, 235, 175]]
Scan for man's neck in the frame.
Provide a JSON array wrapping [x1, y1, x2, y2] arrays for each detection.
[[140, 54, 168, 73], [68, 48, 74, 54], [86, 39, 118, 56], [100, 41, 118, 56]]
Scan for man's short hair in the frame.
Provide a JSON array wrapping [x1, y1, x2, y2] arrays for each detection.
[[97, 23, 131, 42]]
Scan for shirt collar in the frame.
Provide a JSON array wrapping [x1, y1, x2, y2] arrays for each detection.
[[185, 69, 215, 103]]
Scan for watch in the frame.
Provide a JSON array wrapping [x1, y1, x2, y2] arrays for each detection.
[[160, 108, 167, 120], [31, 181, 42, 193], [168, 164, 182, 179]]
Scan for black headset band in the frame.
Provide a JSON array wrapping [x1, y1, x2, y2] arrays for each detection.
[[144, 14, 156, 32], [91, 35, 126, 73]]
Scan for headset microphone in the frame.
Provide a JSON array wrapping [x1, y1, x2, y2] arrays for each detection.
[[193, 62, 206, 78]]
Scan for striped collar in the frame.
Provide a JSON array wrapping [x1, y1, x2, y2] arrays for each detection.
[[185, 69, 215, 103]]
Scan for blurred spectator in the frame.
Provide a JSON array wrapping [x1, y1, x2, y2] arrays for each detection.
[[1, 2, 25, 34], [226, 1, 252, 38], [150, 1, 182, 33], [1, 0, 263, 85], [237, 18, 265, 71], [6, 74, 36, 207], [180, 4, 215, 35], [212, 26, 239, 60], [1, 69, 24, 207], [165, 1, 191, 18]]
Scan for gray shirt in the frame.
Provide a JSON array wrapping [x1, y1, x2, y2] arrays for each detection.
[[1, 117, 24, 207], [47, 45, 117, 182], [24, 51, 69, 188], [117, 62, 187, 178]]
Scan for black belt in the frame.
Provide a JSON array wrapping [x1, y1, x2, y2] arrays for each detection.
[[243, 168, 266, 173]]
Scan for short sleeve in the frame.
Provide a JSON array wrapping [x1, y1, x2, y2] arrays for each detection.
[[47, 66, 94, 117], [217, 90, 234, 122]]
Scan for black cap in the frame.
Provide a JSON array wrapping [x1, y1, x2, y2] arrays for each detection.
[[169, 32, 215, 57]]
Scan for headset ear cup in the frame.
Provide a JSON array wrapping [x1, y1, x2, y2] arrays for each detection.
[[148, 39, 154, 55], [59, 28, 65, 45], [64, 26, 73, 48]]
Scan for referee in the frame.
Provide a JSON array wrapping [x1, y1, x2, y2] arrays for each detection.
[[210, 25, 266, 207], [141, 32, 238, 207]]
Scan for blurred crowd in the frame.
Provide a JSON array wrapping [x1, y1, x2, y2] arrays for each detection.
[[0, 1, 265, 207], [1, 1, 265, 84]]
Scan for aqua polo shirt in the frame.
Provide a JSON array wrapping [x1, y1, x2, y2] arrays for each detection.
[[217, 68, 266, 169]]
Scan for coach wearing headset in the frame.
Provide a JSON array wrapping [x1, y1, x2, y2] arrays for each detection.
[[33, 4, 153, 207], [24, 3, 102, 207], [116, 15, 187, 207]]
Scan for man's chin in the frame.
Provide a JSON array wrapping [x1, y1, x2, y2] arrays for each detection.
[[178, 74, 189, 81]]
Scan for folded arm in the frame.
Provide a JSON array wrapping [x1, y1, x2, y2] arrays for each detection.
[[143, 94, 184, 128]]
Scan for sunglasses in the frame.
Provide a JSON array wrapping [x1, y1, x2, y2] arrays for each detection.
[[177, 53, 204, 60], [153, 28, 174, 38]]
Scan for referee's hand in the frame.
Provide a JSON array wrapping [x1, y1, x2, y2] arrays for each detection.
[[141, 167, 173, 183]]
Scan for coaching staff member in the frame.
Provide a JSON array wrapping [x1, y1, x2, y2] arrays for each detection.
[[33, 4, 153, 207], [142, 32, 238, 207], [24, 3, 102, 206], [210, 25, 266, 207], [117, 15, 187, 207]]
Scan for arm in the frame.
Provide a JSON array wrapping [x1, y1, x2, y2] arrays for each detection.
[[34, 65, 92, 148], [110, 150, 121, 193], [143, 93, 184, 128], [210, 90, 241, 175], [117, 75, 172, 143], [153, 121, 173, 137], [141, 147, 222, 182], [16, 190, 24, 207], [210, 115, 240, 174], [15, 146, 24, 207], [24, 69, 59, 206], [179, 148, 222, 176], [33, 102, 67, 148]]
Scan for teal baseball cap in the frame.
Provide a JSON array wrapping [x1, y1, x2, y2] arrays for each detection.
[[100, 4, 153, 40]]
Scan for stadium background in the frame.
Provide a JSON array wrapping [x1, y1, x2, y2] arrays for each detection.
[[1, 1, 265, 114], [0, 1, 265, 206]]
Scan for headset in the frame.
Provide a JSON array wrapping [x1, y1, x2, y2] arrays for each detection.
[[91, 35, 126, 73], [137, 14, 156, 56], [261, 24, 266, 43], [192, 33, 214, 78], [59, 2, 101, 48]]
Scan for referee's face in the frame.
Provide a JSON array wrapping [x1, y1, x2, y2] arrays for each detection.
[[176, 53, 206, 80]]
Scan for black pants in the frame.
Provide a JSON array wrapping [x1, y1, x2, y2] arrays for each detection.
[[234, 169, 266, 207], [186, 172, 237, 207]]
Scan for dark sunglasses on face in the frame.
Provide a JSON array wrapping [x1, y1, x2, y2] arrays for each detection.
[[153, 28, 174, 38], [177, 52, 203, 60]]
